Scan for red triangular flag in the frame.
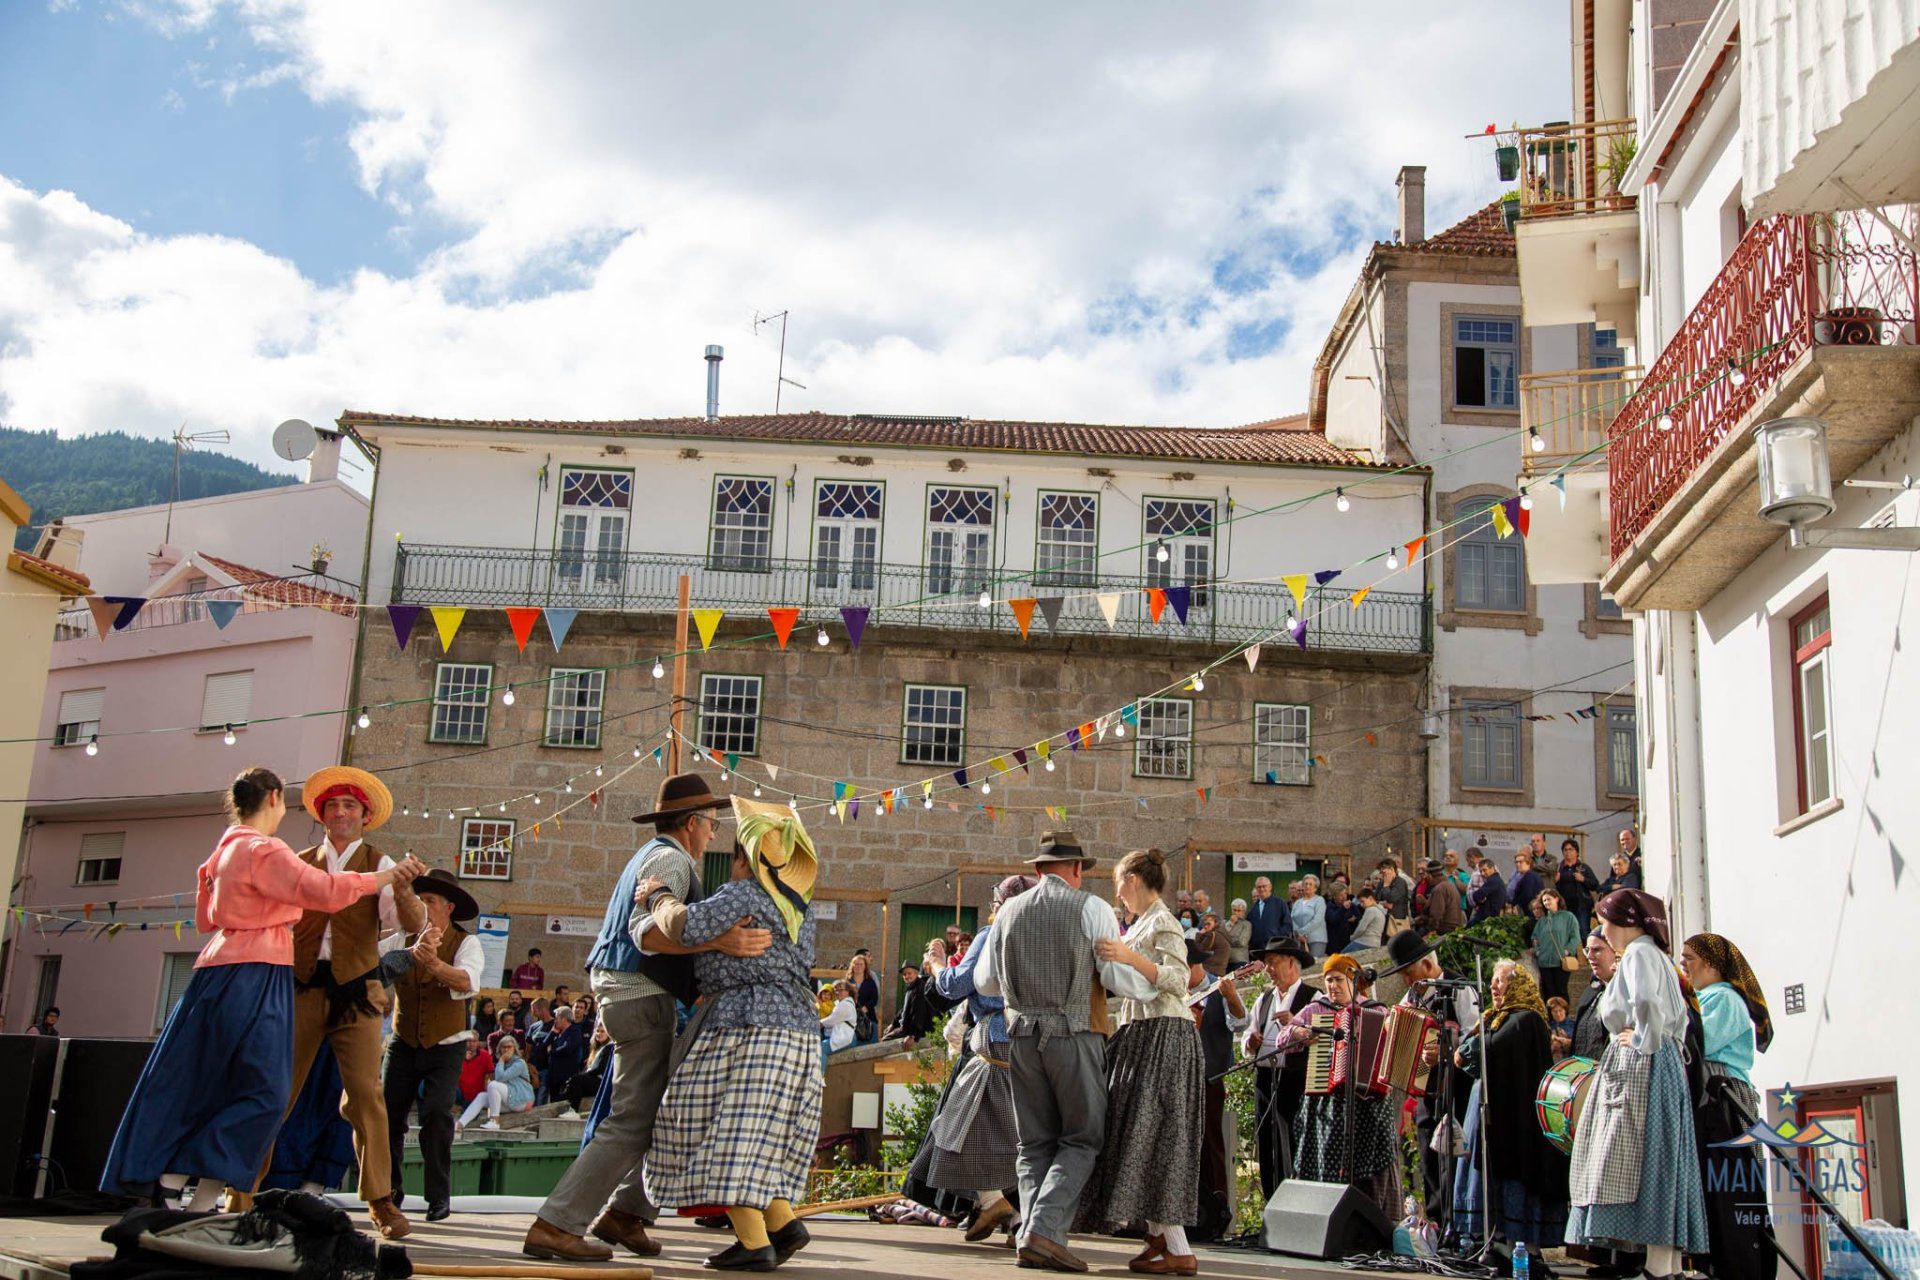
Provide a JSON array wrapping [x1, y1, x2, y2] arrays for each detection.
[[1146, 588, 1167, 623], [768, 607, 800, 649], [504, 607, 540, 653], [1515, 505, 1532, 537], [1009, 598, 1037, 639]]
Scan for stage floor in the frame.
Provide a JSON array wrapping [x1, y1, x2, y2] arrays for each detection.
[[0, 1208, 1386, 1279]]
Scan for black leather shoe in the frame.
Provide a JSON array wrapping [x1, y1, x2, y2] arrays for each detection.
[[770, 1221, 811, 1265], [425, 1202, 452, 1223], [705, 1242, 778, 1271]]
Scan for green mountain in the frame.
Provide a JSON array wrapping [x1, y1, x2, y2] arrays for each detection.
[[0, 428, 299, 551]]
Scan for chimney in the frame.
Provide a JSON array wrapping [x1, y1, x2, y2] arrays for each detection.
[[1396, 165, 1427, 245], [308, 428, 343, 484], [704, 345, 724, 421]]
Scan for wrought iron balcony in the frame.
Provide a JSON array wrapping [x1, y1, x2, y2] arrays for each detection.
[[1520, 365, 1642, 478], [1608, 207, 1919, 559], [1516, 119, 1637, 220], [392, 544, 1432, 655]]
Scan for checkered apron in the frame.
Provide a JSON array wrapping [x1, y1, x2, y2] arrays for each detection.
[[1569, 1038, 1651, 1206], [646, 1025, 822, 1210]]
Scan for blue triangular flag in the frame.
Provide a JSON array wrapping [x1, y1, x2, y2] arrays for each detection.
[[952, 767, 970, 790], [1313, 569, 1341, 586], [543, 607, 579, 651], [1164, 585, 1191, 625], [387, 605, 422, 650], [105, 596, 146, 630], [206, 599, 241, 630]]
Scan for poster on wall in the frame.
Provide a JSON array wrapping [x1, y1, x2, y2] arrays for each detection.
[[475, 914, 511, 986], [1228, 852, 1298, 873], [545, 915, 600, 938]]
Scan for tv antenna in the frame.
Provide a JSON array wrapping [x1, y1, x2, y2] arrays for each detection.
[[752, 309, 807, 412], [165, 421, 232, 545]]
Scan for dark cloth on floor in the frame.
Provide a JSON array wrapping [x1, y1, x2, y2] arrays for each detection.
[[101, 961, 294, 1198], [72, 1192, 410, 1280], [263, 1038, 355, 1192]]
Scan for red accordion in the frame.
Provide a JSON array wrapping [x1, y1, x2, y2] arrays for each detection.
[[1304, 1003, 1439, 1100]]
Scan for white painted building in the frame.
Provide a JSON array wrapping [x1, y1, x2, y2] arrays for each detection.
[[1509, 0, 1920, 1261], [1313, 175, 1637, 870]]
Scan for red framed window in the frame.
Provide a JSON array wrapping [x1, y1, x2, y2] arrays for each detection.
[[1789, 594, 1834, 814]]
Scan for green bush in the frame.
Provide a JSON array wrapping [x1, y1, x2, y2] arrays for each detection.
[[879, 1018, 950, 1171], [1433, 914, 1531, 1003]]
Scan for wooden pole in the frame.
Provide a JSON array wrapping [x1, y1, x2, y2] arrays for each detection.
[[668, 574, 691, 773]]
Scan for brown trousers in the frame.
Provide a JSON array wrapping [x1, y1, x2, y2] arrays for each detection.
[[250, 984, 394, 1202]]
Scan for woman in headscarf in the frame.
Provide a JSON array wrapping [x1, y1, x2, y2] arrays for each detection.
[[642, 797, 821, 1272], [1451, 958, 1570, 1252], [903, 873, 1038, 1245], [1278, 952, 1403, 1224], [1567, 890, 1708, 1279], [1682, 934, 1778, 1280]]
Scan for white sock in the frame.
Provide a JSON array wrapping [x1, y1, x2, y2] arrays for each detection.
[[1646, 1244, 1681, 1276], [159, 1173, 188, 1192], [1149, 1222, 1190, 1255], [185, 1179, 223, 1212], [297, 1181, 325, 1196]]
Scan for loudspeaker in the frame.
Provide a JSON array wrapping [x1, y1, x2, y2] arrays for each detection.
[[0, 1036, 61, 1196], [44, 1039, 152, 1196], [1261, 1178, 1392, 1259]]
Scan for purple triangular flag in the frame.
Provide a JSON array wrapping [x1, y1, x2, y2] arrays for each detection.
[[1165, 584, 1191, 625], [1013, 748, 1029, 774], [1501, 495, 1523, 528], [205, 599, 241, 630], [840, 605, 869, 650], [543, 607, 578, 650], [1313, 569, 1341, 586], [1291, 616, 1310, 652], [388, 604, 423, 650], [848, 799, 860, 820], [952, 767, 970, 790], [105, 596, 146, 630], [1037, 597, 1064, 632]]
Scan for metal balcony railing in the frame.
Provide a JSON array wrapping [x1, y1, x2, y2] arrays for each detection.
[[1608, 206, 1919, 558], [54, 574, 360, 640], [1519, 365, 1643, 477], [1516, 119, 1638, 219], [392, 545, 1432, 655]]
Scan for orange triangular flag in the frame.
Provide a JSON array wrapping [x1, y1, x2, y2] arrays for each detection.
[[1010, 598, 1037, 639], [768, 607, 800, 649], [1146, 588, 1167, 623], [1405, 535, 1427, 564], [505, 607, 540, 652], [85, 597, 118, 638]]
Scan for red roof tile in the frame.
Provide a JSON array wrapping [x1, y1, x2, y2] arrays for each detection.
[[340, 410, 1384, 469], [201, 554, 356, 615], [8, 550, 91, 594], [1378, 199, 1515, 258]]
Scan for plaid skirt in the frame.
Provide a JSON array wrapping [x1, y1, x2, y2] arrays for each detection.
[[646, 1026, 822, 1210], [913, 1048, 1018, 1194]]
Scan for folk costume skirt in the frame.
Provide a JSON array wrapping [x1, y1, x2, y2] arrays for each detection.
[[1566, 1037, 1708, 1253], [646, 1026, 821, 1211], [909, 1045, 1018, 1196], [102, 961, 295, 1197], [1075, 1015, 1203, 1232], [1293, 1088, 1405, 1224]]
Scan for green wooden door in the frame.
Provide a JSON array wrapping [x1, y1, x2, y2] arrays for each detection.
[[897, 903, 977, 1004]]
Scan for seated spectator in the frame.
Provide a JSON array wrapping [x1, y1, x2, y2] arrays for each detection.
[[457, 1035, 535, 1133], [27, 1007, 60, 1037], [1545, 995, 1573, 1044], [458, 1038, 494, 1106], [571, 996, 595, 1038], [1467, 856, 1509, 923], [1346, 885, 1387, 952], [486, 1010, 519, 1058], [552, 983, 572, 1009], [1325, 881, 1363, 954], [886, 961, 937, 1046], [472, 996, 498, 1039], [564, 1023, 613, 1113]]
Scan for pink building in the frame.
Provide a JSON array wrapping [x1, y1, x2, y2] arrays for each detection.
[[2, 549, 362, 1038]]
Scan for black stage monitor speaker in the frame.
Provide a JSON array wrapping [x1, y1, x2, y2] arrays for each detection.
[[0, 1036, 61, 1196], [45, 1039, 152, 1196], [1261, 1178, 1393, 1259]]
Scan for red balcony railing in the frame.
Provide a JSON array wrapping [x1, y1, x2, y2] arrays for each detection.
[[1608, 207, 1919, 558]]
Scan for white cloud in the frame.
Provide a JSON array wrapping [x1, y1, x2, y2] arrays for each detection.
[[0, 2, 1569, 470]]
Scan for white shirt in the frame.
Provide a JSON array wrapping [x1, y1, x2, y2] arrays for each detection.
[[379, 929, 486, 1045], [1602, 933, 1687, 1053], [972, 878, 1160, 1004], [822, 997, 856, 1051], [317, 837, 400, 960], [1250, 978, 1303, 1066]]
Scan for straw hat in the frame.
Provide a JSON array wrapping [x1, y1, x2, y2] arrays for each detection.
[[731, 795, 818, 942], [301, 765, 394, 831]]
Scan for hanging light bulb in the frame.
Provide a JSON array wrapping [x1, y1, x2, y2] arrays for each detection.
[[1726, 358, 1747, 388], [977, 589, 993, 609], [1528, 427, 1546, 454], [753, 786, 763, 797], [633, 746, 642, 758], [1155, 542, 1170, 563], [924, 795, 934, 809], [1520, 491, 1534, 511], [816, 627, 830, 646], [1335, 488, 1350, 512], [223, 725, 237, 746], [534, 795, 542, 806], [790, 797, 801, 813], [499, 802, 507, 812], [1114, 723, 1126, 738], [447, 811, 456, 822], [595, 766, 604, 777], [564, 782, 573, 793], [1656, 412, 1675, 432], [402, 806, 410, 817], [1285, 612, 1297, 630], [1192, 673, 1206, 691], [1386, 547, 1401, 571], [981, 781, 991, 795], [357, 707, 372, 729], [720, 770, 730, 782], [1045, 758, 1056, 772], [84, 734, 99, 757], [651, 658, 665, 679], [501, 688, 515, 706]]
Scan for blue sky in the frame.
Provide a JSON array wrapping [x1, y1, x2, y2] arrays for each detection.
[[0, 2, 1569, 467]]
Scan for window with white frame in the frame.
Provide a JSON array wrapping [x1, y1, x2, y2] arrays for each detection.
[[77, 831, 125, 885], [1144, 498, 1215, 609], [1456, 499, 1527, 612], [430, 663, 492, 744], [1605, 704, 1637, 798], [155, 953, 197, 1031], [1134, 697, 1193, 779], [1035, 492, 1098, 587], [199, 670, 254, 733], [709, 476, 775, 571], [460, 818, 515, 880], [54, 688, 104, 747], [1790, 596, 1835, 813], [1462, 699, 1523, 790], [1254, 703, 1311, 785], [1454, 315, 1519, 408], [902, 685, 966, 767], [814, 481, 883, 594], [556, 468, 632, 587], [698, 674, 763, 756], [544, 668, 606, 748], [925, 487, 995, 596]]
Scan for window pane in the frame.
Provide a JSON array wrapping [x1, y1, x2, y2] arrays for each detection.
[[1463, 700, 1522, 789], [460, 819, 515, 880], [699, 675, 762, 756], [1134, 697, 1193, 779], [1036, 493, 1097, 586], [903, 685, 966, 766], [1800, 655, 1832, 806], [431, 664, 491, 743], [1455, 344, 1486, 406], [1456, 502, 1526, 612], [1607, 706, 1638, 795], [1255, 703, 1311, 785], [1795, 605, 1831, 651], [544, 669, 605, 748], [561, 469, 632, 510], [710, 477, 774, 569]]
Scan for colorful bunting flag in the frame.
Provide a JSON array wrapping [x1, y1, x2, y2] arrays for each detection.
[[1078, 721, 1096, 746], [725, 752, 740, 773], [1035, 739, 1052, 762], [388, 604, 423, 650], [1405, 535, 1428, 564], [1196, 786, 1212, 804], [1364, 731, 1378, 746], [429, 606, 466, 651], [1013, 748, 1030, 774], [1349, 586, 1372, 608], [104, 596, 146, 630], [766, 763, 779, 782], [922, 780, 935, 802], [1490, 501, 1515, 538], [1010, 598, 1037, 639], [505, 607, 540, 652], [952, 768, 970, 789], [1165, 585, 1191, 625], [692, 608, 724, 651], [1037, 597, 1064, 632], [85, 596, 120, 638], [1066, 727, 1082, 751], [1313, 569, 1341, 586], [1282, 574, 1308, 611], [1120, 703, 1139, 727], [206, 599, 241, 630], [990, 756, 1011, 775], [848, 799, 861, 820], [543, 607, 578, 650], [1552, 473, 1567, 508], [840, 606, 869, 649], [1291, 617, 1309, 652], [1265, 770, 1279, 784], [1096, 593, 1123, 629], [1513, 501, 1532, 537], [768, 607, 800, 649], [1146, 588, 1167, 623], [1245, 644, 1261, 672]]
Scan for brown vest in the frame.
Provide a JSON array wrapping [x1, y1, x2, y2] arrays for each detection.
[[290, 841, 385, 983], [394, 923, 471, 1049]]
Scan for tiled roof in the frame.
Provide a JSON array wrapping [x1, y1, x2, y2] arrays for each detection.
[[8, 550, 91, 595], [201, 554, 356, 614], [340, 410, 1383, 469], [1378, 199, 1515, 258]]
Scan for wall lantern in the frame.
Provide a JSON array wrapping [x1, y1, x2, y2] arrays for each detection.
[[1754, 417, 1920, 550]]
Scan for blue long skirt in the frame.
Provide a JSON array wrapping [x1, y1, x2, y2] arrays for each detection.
[[1454, 1082, 1569, 1247], [101, 961, 294, 1196], [262, 1039, 354, 1192]]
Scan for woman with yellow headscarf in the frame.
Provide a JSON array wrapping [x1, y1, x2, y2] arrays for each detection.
[[643, 798, 821, 1271], [1451, 958, 1570, 1254]]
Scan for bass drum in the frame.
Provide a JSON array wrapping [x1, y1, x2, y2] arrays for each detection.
[[1535, 1055, 1598, 1155]]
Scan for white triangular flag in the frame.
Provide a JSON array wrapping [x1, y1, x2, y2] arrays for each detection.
[[1096, 713, 1113, 741], [1096, 592, 1123, 628], [1245, 644, 1262, 672], [766, 763, 780, 782]]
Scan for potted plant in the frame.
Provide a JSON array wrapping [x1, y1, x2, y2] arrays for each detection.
[[1500, 188, 1521, 232], [1495, 140, 1520, 182], [1601, 132, 1639, 197], [309, 541, 333, 576]]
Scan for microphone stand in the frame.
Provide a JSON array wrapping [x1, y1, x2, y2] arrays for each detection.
[[1464, 946, 1496, 1265]]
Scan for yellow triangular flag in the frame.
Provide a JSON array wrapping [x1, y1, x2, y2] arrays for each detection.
[[1349, 586, 1372, 609], [1282, 574, 1308, 611], [990, 756, 1010, 774], [692, 608, 724, 651], [430, 606, 466, 651], [1490, 503, 1514, 538]]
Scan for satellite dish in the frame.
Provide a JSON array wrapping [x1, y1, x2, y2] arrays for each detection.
[[272, 418, 318, 462]]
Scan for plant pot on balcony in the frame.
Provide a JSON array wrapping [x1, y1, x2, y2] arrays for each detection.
[[1815, 306, 1884, 347], [1501, 194, 1521, 232], [310, 558, 333, 576], [1495, 145, 1519, 182]]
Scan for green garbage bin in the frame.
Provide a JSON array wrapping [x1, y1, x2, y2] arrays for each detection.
[[482, 1139, 582, 1198], [342, 1143, 489, 1199]]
